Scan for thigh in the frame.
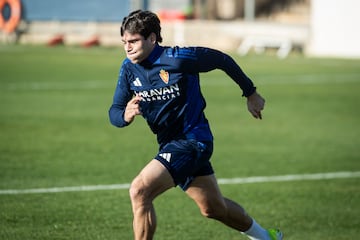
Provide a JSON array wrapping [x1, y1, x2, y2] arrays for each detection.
[[133, 159, 175, 200], [185, 174, 225, 210]]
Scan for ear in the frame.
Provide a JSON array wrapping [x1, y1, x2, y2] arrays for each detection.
[[149, 32, 157, 43]]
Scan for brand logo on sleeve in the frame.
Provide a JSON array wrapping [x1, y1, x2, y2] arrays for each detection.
[[133, 77, 142, 86], [159, 69, 169, 84]]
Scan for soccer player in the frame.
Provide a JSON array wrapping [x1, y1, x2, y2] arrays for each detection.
[[109, 10, 283, 240]]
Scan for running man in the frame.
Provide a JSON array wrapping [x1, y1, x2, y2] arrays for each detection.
[[109, 10, 283, 240]]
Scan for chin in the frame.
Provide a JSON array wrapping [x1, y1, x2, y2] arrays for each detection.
[[127, 55, 139, 63], [130, 59, 140, 64], [130, 57, 145, 64]]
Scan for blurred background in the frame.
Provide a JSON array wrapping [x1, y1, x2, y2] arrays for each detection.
[[0, 2, 359, 239], [0, 0, 359, 58]]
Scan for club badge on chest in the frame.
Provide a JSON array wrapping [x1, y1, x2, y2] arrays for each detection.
[[159, 69, 169, 84]]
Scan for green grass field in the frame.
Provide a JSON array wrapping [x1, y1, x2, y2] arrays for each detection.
[[0, 45, 359, 240]]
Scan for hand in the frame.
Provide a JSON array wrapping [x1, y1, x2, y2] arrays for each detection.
[[247, 92, 265, 119], [124, 95, 142, 123]]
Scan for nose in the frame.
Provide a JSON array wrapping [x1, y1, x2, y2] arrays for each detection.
[[124, 42, 132, 52]]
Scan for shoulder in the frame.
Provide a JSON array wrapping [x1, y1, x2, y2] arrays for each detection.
[[119, 58, 136, 74], [118, 58, 134, 80], [120, 58, 132, 69], [163, 46, 221, 60], [162, 46, 199, 60]]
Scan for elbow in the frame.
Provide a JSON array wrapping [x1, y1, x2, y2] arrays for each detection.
[[109, 116, 122, 128], [108, 107, 128, 128]]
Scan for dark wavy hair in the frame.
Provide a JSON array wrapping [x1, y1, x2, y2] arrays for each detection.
[[121, 10, 163, 43]]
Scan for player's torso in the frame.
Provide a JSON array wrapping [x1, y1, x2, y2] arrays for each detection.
[[122, 46, 212, 144], [129, 62, 184, 102], [126, 54, 191, 136]]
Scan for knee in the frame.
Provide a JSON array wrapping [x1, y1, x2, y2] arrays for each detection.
[[129, 177, 148, 204]]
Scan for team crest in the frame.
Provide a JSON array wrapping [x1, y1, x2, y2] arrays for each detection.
[[159, 69, 169, 84]]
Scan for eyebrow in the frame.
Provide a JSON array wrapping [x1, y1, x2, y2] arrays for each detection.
[[122, 38, 142, 44]]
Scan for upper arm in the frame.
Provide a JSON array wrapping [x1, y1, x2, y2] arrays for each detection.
[[109, 63, 133, 127], [181, 47, 256, 97]]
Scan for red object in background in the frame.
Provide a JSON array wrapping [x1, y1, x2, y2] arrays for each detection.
[[47, 34, 64, 46], [0, 0, 21, 33], [157, 10, 186, 21], [82, 36, 100, 48]]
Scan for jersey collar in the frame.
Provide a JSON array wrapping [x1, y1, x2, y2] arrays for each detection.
[[140, 44, 163, 67]]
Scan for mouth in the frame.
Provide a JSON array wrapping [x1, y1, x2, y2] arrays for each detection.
[[127, 52, 141, 63], [127, 51, 137, 56]]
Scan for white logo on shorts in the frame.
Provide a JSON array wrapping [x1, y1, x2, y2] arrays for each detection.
[[159, 153, 171, 162]]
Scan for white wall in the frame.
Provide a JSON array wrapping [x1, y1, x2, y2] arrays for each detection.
[[307, 0, 360, 58]]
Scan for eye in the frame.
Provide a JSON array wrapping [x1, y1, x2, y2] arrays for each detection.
[[129, 39, 140, 44], [122, 37, 142, 45]]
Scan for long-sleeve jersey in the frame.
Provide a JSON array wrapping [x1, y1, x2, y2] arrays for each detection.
[[109, 44, 256, 147]]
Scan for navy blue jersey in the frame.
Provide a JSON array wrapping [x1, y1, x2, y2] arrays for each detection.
[[109, 44, 256, 146]]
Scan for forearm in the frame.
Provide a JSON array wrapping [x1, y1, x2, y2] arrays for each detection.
[[216, 53, 256, 97], [109, 105, 130, 128]]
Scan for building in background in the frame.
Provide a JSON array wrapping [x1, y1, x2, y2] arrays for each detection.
[[0, 0, 359, 58], [306, 0, 360, 58], [20, 0, 129, 22]]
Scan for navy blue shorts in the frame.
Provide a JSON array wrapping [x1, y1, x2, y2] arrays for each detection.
[[155, 139, 214, 191]]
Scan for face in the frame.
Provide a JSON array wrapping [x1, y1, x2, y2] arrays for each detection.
[[122, 31, 156, 64]]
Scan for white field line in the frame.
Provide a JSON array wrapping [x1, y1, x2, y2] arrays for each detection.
[[4, 73, 360, 91], [217, 171, 360, 185], [0, 171, 359, 195]]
